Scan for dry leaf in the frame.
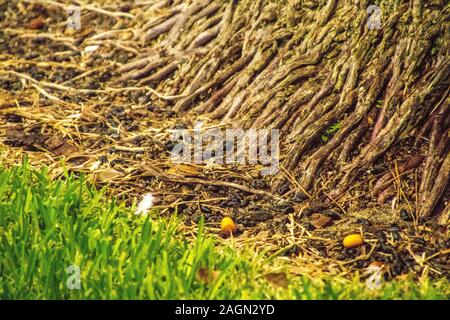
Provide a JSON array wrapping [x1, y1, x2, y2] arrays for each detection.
[[263, 272, 288, 288], [95, 168, 123, 182], [6, 126, 26, 141], [52, 141, 78, 156], [166, 164, 200, 176], [311, 213, 333, 229], [6, 126, 45, 147], [45, 136, 65, 150]]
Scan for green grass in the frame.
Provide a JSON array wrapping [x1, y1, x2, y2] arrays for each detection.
[[0, 161, 449, 299]]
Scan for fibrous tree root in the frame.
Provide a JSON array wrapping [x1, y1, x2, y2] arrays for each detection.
[[111, 0, 449, 220]]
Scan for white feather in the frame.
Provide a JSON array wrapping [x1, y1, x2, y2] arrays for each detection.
[[134, 193, 154, 216]]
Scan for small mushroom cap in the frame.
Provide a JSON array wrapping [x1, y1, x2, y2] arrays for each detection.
[[220, 217, 236, 234], [343, 234, 364, 248]]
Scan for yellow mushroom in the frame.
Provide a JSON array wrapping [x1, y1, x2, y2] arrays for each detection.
[[220, 217, 236, 234], [343, 234, 364, 248]]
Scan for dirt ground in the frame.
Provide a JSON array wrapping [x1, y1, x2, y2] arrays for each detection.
[[0, 0, 448, 280]]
